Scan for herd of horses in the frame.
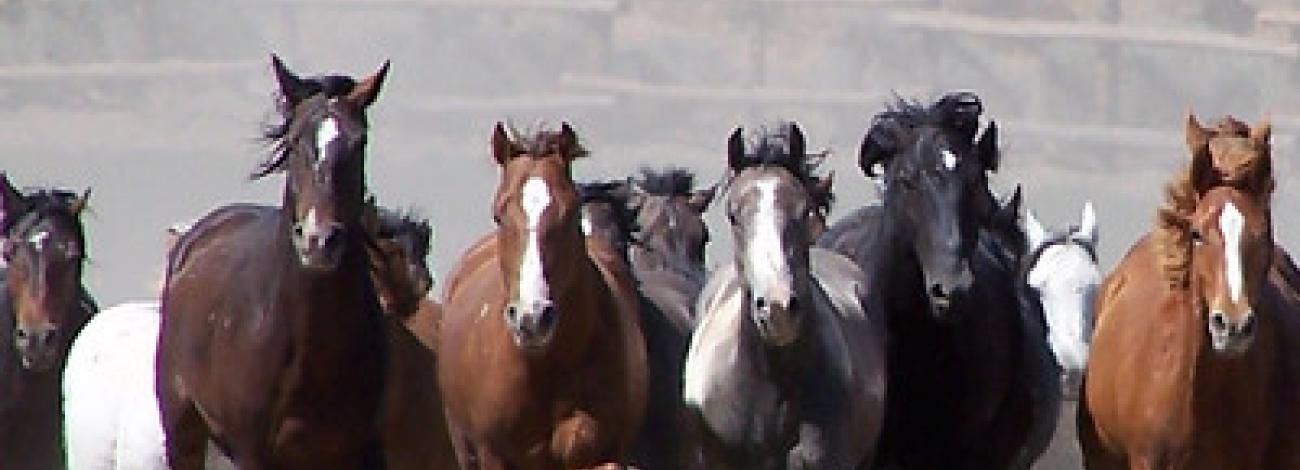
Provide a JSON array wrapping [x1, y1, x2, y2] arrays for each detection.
[[0, 55, 1297, 470]]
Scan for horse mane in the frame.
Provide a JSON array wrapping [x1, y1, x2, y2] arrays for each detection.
[[875, 91, 983, 142], [732, 123, 834, 217], [254, 75, 359, 179], [4, 188, 86, 237], [507, 123, 589, 161], [577, 180, 639, 241], [1155, 114, 1273, 288], [374, 206, 433, 260], [635, 167, 695, 196]]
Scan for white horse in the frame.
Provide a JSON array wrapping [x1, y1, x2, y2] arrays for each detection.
[[63, 301, 167, 470], [1022, 202, 1100, 399]]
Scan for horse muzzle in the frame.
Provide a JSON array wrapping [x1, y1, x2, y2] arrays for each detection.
[[505, 301, 558, 352], [1207, 309, 1257, 356], [14, 323, 60, 372], [292, 221, 345, 271], [752, 295, 801, 347], [925, 266, 973, 320]]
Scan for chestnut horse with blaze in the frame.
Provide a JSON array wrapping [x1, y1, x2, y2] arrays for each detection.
[[1078, 113, 1300, 469], [438, 123, 647, 469]]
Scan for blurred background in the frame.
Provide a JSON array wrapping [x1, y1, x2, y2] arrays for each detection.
[[2, 1, 1300, 465]]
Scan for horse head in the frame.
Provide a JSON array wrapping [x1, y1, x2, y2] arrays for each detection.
[[724, 122, 826, 347], [491, 122, 586, 353], [0, 174, 90, 372], [860, 91, 999, 319], [259, 55, 389, 271]]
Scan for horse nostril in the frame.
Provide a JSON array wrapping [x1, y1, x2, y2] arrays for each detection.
[[930, 284, 948, 299], [506, 305, 519, 323], [1210, 312, 1228, 331], [1239, 314, 1257, 336], [539, 305, 557, 331], [293, 224, 305, 237], [755, 296, 767, 310]]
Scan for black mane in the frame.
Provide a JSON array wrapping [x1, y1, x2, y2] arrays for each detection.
[[255, 75, 359, 179], [374, 206, 432, 260], [733, 123, 833, 216], [875, 91, 983, 141], [577, 180, 639, 240], [636, 167, 696, 196]]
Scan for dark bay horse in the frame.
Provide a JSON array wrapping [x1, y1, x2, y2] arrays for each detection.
[[156, 56, 391, 469], [579, 167, 717, 469], [818, 92, 1058, 469], [437, 123, 647, 469], [683, 123, 887, 469], [0, 173, 96, 470], [1079, 113, 1300, 469], [364, 206, 457, 470]]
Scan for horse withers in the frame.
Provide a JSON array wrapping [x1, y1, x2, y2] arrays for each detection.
[[1079, 113, 1300, 470], [156, 55, 391, 469], [683, 123, 887, 469], [0, 173, 96, 470], [437, 123, 647, 469]]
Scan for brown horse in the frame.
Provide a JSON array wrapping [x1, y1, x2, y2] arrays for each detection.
[[0, 173, 96, 470], [156, 56, 391, 469], [1078, 112, 1300, 469], [438, 123, 647, 469], [365, 205, 458, 470]]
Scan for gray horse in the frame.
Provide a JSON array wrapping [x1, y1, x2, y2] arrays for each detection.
[[683, 123, 887, 469]]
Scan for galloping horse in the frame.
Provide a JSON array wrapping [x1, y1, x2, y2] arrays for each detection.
[[0, 173, 96, 470], [818, 92, 1058, 469], [1078, 113, 1300, 469], [438, 123, 647, 469], [683, 123, 887, 469], [1022, 203, 1101, 398], [156, 56, 390, 469], [579, 167, 717, 469]]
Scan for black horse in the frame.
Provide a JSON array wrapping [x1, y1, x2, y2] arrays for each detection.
[[0, 174, 97, 470], [578, 167, 716, 469], [819, 92, 1058, 469]]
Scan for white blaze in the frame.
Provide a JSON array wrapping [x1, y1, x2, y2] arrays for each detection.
[[519, 177, 552, 305], [1221, 202, 1245, 303], [316, 118, 340, 170], [746, 179, 791, 298], [942, 149, 958, 171]]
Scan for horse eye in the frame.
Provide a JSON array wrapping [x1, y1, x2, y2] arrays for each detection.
[[1190, 229, 1205, 245]]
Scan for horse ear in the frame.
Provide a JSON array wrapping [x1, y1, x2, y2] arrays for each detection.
[[271, 54, 313, 107], [1076, 201, 1098, 247], [1185, 110, 1211, 162], [859, 119, 898, 177], [491, 122, 514, 166], [813, 171, 834, 199], [787, 122, 806, 162], [69, 188, 91, 216], [688, 183, 718, 213], [1251, 116, 1272, 151], [360, 196, 381, 235], [0, 173, 26, 232], [345, 60, 390, 109], [558, 122, 582, 162], [1023, 209, 1049, 251], [727, 127, 746, 172], [976, 121, 1000, 172]]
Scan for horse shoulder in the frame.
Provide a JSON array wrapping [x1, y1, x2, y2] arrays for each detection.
[[442, 233, 499, 303], [808, 249, 887, 440]]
